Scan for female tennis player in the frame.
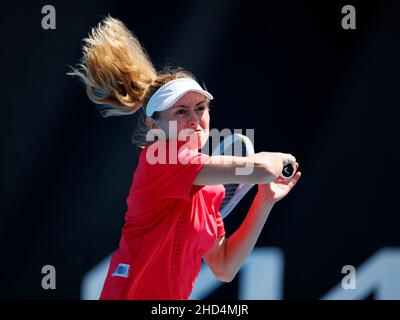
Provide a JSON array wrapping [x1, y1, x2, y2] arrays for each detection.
[[69, 16, 301, 300]]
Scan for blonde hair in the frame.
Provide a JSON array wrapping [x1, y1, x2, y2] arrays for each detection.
[[68, 16, 195, 146]]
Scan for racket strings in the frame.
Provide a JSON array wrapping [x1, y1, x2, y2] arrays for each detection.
[[219, 139, 247, 212], [220, 183, 239, 211]]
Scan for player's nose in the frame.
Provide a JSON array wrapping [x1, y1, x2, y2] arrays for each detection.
[[187, 110, 199, 128]]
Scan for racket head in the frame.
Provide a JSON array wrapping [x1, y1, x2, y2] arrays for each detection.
[[211, 133, 255, 219]]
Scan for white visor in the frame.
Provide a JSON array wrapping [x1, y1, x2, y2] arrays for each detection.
[[145, 78, 213, 117]]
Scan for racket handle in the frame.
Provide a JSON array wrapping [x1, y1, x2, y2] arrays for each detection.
[[279, 163, 296, 180]]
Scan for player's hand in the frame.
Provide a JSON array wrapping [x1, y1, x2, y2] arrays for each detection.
[[257, 162, 301, 203], [252, 152, 296, 180]]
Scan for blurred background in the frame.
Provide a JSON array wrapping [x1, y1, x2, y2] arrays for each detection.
[[1, 0, 398, 299]]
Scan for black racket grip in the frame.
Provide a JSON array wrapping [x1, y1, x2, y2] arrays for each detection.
[[280, 163, 295, 180]]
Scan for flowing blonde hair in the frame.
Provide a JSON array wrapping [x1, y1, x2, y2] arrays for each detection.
[[68, 16, 196, 147]]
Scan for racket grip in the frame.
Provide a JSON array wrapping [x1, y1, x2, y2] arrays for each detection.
[[279, 163, 296, 180]]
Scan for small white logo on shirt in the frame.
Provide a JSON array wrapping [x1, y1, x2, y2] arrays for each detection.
[[111, 263, 130, 278]]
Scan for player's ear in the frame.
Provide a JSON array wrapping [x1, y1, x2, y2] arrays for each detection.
[[145, 117, 157, 129]]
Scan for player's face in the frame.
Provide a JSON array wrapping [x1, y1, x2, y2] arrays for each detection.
[[155, 92, 210, 149]]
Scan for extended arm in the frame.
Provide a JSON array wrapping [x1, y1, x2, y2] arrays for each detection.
[[203, 192, 274, 282], [203, 165, 301, 282]]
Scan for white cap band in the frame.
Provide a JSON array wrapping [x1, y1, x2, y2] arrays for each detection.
[[145, 78, 213, 117]]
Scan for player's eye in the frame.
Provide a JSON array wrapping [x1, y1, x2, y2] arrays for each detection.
[[175, 109, 186, 115], [196, 105, 206, 112]]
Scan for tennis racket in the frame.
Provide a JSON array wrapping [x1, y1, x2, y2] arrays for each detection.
[[212, 133, 295, 219], [211, 133, 255, 219]]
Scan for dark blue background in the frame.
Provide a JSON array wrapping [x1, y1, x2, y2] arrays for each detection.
[[0, 0, 396, 299]]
